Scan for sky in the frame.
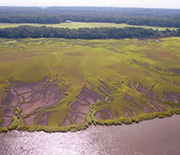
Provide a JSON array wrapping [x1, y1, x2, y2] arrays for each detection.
[[0, 0, 180, 9]]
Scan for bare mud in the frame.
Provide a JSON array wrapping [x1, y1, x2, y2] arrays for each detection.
[[36, 112, 53, 126], [1, 78, 180, 130], [70, 87, 104, 123], [143, 106, 152, 113], [0, 117, 12, 127], [95, 109, 114, 120], [0, 79, 66, 127], [163, 92, 180, 103]]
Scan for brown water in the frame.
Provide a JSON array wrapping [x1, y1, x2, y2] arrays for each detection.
[[0, 115, 180, 155]]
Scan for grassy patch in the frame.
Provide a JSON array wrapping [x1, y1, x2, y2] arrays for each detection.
[[0, 22, 177, 31], [0, 37, 180, 132]]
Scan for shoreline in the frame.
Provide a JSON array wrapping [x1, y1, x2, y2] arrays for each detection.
[[1, 109, 180, 133], [0, 115, 180, 155]]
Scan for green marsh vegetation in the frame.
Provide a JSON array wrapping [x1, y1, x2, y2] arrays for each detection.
[[0, 37, 180, 132], [0, 22, 177, 31]]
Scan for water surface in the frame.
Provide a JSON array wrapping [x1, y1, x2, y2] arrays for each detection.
[[0, 115, 180, 155]]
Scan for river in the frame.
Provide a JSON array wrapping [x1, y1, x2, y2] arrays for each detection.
[[0, 115, 180, 155]]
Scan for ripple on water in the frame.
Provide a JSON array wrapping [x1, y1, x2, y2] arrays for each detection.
[[0, 115, 180, 155]]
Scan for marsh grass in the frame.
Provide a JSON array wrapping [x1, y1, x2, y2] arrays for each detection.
[[0, 22, 177, 31], [0, 37, 180, 132]]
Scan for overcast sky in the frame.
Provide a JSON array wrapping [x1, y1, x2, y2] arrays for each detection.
[[0, 0, 180, 9]]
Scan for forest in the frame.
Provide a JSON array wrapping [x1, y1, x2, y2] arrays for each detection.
[[0, 26, 179, 39], [0, 7, 180, 39], [0, 7, 180, 27]]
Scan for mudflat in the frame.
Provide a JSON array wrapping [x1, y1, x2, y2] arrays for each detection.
[[0, 37, 180, 132]]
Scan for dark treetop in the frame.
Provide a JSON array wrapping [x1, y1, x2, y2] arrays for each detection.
[[0, 26, 179, 39], [0, 7, 180, 27]]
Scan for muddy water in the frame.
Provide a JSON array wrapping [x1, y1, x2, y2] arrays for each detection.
[[0, 115, 180, 155]]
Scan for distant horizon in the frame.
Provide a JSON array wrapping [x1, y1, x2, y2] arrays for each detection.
[[0, 0, 180, 9], [0, 6, 180, 10]]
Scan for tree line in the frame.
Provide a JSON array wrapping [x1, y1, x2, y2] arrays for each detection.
[[0, 7, 180, 28], [0, 26, 179, 39]]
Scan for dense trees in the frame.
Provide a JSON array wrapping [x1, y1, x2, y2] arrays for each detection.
[[0, 7, 179, 39], [0, 7, 180, 27], [0, 26, 179, 39]]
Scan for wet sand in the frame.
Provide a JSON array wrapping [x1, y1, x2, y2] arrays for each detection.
[[0, 115, 180, 155]]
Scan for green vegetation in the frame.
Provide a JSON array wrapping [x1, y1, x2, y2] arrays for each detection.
[[0, 26, 179, 39], [0, 37, 180, 132], [1, 7, 180, 28], [0, 22, 177, 31]]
